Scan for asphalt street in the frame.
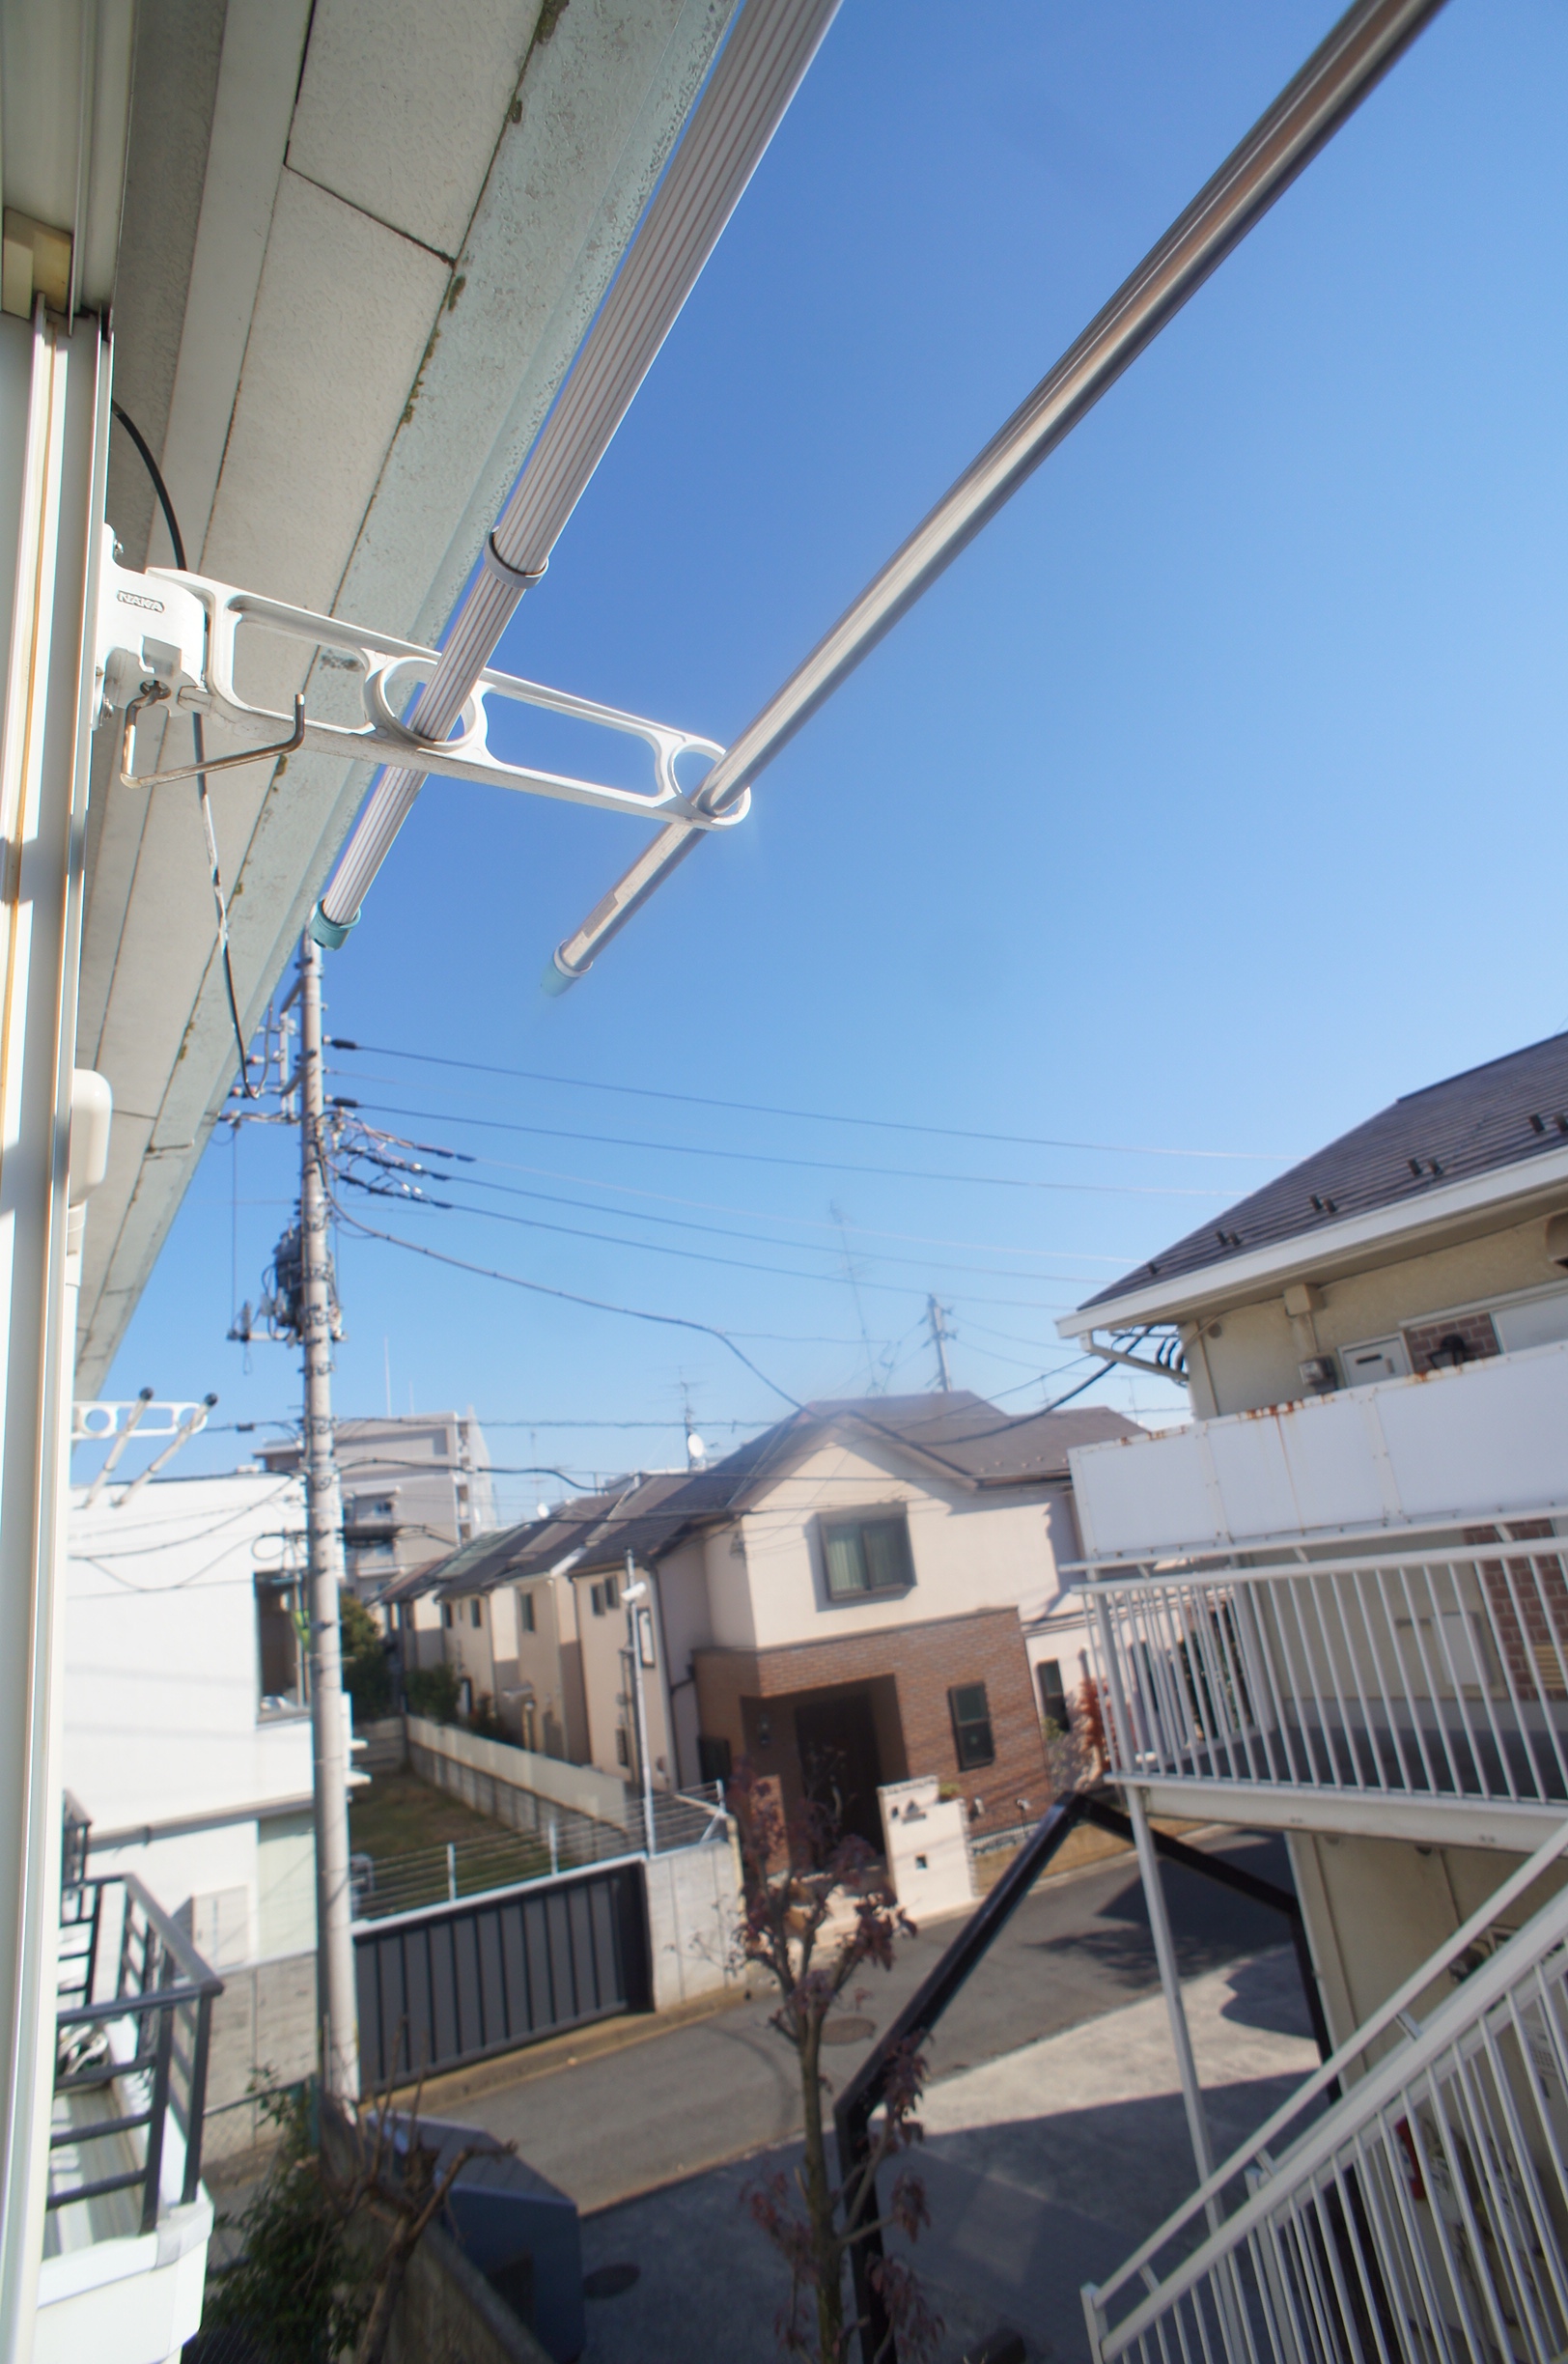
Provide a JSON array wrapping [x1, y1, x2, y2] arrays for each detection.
[[458, 1828, 1301, 2213]]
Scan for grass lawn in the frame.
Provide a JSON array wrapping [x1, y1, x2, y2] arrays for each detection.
[[350, 1770, 518, 1858], [348, 1771, 557, 1916]]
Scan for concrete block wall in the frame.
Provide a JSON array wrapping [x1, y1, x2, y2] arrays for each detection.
[[643, 1829, 743, 2010], [406, 1715, 627, 1825], [201, 1948, 318, 2160]]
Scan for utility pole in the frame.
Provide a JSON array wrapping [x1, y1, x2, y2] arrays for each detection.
[[926, 1294, 953, 1393], [299, 932, 358, 2099], [623, 1554, 657, 1857]]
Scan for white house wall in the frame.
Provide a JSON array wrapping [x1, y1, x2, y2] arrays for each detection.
[[735, 1438, 1070, 1651], [65, 1470, 312, 1956], [652, 1537, 711, 1787]]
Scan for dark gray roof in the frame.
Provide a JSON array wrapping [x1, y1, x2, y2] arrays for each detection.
[[1083, 1028, 1568, 1312], [409, 1392, 1138, 1597]]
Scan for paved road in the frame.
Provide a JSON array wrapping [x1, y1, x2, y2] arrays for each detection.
[[575, 1948, 1315, 2364], [459, 1829, 1301, 2213]]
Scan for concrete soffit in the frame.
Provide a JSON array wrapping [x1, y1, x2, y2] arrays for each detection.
[[74, 0, 740, 1391]]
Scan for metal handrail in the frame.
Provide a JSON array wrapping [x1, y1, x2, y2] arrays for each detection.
[[50, 1872, 222, 2234], [1085, 1521, 1568, 1809], [1084, 1818, 1568, 2359]]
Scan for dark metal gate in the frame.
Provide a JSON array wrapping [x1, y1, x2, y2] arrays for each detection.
[[354, 1857, 650, 2093]]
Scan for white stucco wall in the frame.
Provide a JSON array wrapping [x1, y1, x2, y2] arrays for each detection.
[[66, 1469, 314, 1965]]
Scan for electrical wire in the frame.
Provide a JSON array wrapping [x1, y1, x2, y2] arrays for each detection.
[[322, 1104, 1133, 1263], [334, 1119, 1123, 1284], [332, 1157, 1076, 1309], [325, 1184, 803, 1409], [339, 1097, 1231, 1199], [325, 1038, 1288, 1164], [110, 404, 259, 1101]]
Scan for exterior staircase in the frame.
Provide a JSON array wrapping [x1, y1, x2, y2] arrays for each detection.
[[1083, 1820, 1568, 2364]]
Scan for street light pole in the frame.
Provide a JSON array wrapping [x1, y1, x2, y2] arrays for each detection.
[[624, 1556, 657, 1857], [299, 932, 358, 2099]]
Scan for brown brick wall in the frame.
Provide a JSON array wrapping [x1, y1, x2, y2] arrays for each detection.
[[1465, 1520, 1568, 1699], [1404, 1311, 1500, 1371], [693, 1606, 1050, 1839]]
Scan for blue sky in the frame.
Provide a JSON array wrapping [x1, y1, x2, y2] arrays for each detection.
[[96, 0, 1568, 1518]]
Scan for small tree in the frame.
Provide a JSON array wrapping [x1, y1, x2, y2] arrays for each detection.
[[405, 1659, 462, 1724], [732, 1763, 941, 2363], [340, 1595, 392, 1722], [319, 2083, 509, 2364], [205, 2075, 512, 2364]]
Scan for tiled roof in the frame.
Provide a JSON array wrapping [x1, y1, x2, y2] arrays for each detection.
[[1082, 1029, 1568, 1312], [409, 1392, 1138, 1596]]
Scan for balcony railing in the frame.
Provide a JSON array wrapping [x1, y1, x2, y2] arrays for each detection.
[[1083, 1817, 1568, 2362], [49, 1871, 222, 2240], [1081, 1511, 1568, 1812]]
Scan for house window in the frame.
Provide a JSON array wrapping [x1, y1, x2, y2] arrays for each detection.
[[256, 1578, 304, 1712], [469, 1598, 483, 1628], [697, 1734, 733, 1786], [821, 1512, 914, 1601], [518, 1591, 536, 1635], [441, 1602, 454, 1628], [1037, 1659, 1071, 1735], [615, 1727, 630, 1767], [590, 1583, 605, 1618], [948, 1683, 995, 1770]]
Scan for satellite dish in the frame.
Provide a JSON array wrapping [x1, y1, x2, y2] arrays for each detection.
[[686, 1432, 706, 1465], [536, 1501, 550, 1520]]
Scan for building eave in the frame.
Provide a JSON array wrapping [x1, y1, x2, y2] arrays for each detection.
[[1056, 1141, 1568, 1339]]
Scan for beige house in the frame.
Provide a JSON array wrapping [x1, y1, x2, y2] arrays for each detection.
[[413, 1394, 1135, 1845], [1057, 1029, 1568, 2351]]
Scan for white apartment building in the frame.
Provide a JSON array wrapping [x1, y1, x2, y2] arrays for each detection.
[[66, 1468, 316, 1971], [1058, 1030, 1568, 2362], [0, 7, 765, 2355], [260, 1409, 495, 1626]]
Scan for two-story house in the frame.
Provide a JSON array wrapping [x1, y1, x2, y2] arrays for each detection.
[[415, 1393, 1135, 1846], [1056, 1031, 1568, 2358]]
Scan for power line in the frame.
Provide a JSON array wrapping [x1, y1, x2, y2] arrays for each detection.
[[334, 1164, 1078, 1309], [328, 1191, 803, 1409], [329, 1116, 1134, 1262], [326, 1039, 1287, 1163], [339, 1097, 1229, 1200], [350, 1135, 1100, 1287]]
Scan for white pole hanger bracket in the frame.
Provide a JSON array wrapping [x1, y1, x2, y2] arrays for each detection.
[[93, 528, 739, 831]]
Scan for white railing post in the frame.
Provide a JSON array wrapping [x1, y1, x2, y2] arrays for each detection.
[[1126, 1787, 1214, 2197]]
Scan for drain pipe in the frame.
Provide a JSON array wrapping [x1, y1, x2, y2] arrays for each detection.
[[313, 0, 841, 947]]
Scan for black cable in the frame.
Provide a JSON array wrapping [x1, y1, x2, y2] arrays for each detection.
[[324, 1184, 802, 1410], [110, 405, 258, 1101], [324, 1038, 1283, 1165], [340, 1096, 1222, 1201]]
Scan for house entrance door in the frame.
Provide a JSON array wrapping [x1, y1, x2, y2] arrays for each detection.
[[795, 1691, 882, 1851]]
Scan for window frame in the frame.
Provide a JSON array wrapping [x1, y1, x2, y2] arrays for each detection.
[[948, 1681, 995, 1770], [818, 1508, 916, 1605]]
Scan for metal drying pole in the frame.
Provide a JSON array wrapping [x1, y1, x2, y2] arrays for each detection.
[[546, 0, 1449, 988]]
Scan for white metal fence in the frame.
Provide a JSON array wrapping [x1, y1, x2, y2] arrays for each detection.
[[1082, 1514, 1568, 1809], [1084, 1820, 1568, 2363], [350, 1782, 727, 1923]]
